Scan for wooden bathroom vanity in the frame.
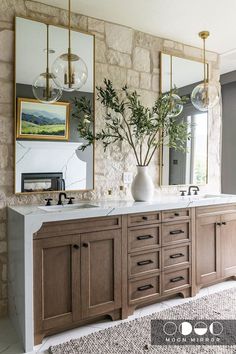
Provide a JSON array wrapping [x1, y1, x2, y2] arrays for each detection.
[[8, 196, 236, 352]]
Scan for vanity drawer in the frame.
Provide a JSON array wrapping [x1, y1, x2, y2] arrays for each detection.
[[163, 243, 190, 269], [128, 212, 160, 227], [163, 267, 190, 293], [162, 209, 190, 222], [162, 222, 190, 245], [129, 275, 160, 302], [128, 225, 161, 252], [129, 250, 160, 278]]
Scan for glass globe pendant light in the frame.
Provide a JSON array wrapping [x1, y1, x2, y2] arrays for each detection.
[[164, 55, 183, 118], [191, 31, 220, 111], [32, 24, 62, 103], [52, 0, 88, 92]]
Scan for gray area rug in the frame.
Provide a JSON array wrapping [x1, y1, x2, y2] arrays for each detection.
[[49, 287, 236, 354]]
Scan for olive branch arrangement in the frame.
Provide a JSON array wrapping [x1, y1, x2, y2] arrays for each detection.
[[73, 79, 190, 166]]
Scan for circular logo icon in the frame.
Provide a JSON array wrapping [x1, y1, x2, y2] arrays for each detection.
[[209, 322, 223, 336], [163, 321, 177, 336], [194, 322, 208, 336], [179, 321, 193, 336]]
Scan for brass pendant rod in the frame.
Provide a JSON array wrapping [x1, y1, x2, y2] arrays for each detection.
[[68, 0, 72, 88], [46, 23, 50, 99], [68, 0, 71, 48], [199, 31, 209, 85], [203, 37, 206, 84]]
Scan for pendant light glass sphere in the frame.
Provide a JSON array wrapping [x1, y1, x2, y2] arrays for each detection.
[[52, 53, 88, 92], [163, 93, 183, 118], [32, 72, 62, 103], [191, 82, 220, 112]]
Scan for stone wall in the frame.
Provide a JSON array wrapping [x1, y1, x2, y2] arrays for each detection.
[[0, 0, 221, 316]]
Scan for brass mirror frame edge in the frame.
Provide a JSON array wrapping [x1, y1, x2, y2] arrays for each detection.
[[158, 50, 209, 187], [14, 15, 96, 196]]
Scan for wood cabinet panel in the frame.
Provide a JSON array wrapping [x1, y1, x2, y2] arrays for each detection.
[[163, 243, 190, 269], [162, 209, 190, 222], [162, 221, 190, 245], [163, 267, 190, 293], [128, 225, 161, 252], [34, 235, 80, 333], [34, 216, 121, 239], [196, 205, 236, 217], [43, 245, 72, 319], [128, 250, 160, 278], [196, 215, 221, 285], [221, 213, 236, 277], [129, 275, 160, 303], [128, 212, 160, 227], [81, 230, 122, 318]]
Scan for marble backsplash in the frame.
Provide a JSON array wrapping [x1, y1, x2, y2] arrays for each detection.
[[0, 0, 221, 316]]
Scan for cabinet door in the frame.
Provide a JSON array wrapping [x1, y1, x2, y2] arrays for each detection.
[[34, 235, 81, 334], [221, 213, 236, 277], [196, 215, 221, 285], [81, 230, 122, 318]]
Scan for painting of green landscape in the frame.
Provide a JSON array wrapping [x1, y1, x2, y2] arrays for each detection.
[[17, 98, 69, 140]]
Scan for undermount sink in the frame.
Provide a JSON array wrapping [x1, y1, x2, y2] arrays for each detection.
[[188, 194, 228, 200], [38, 203, 99, 212]]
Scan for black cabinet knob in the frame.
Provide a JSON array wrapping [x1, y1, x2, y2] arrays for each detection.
[[73, 244, 80, 250], [83, 243, 89, 248], [142, 216, 148, 221]]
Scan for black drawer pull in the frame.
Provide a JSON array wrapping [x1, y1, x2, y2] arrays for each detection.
[[222, 222, 227, 225], [216, 223, 221, 226], [137, 260, 154, 266], [170, 276, 184, 283], [174, 213, 180, 216], [137, 235, 153, 240], [83, 243, 89, 248], [137, 284, 154, 291], [170, 230, 184, 235], [142, 216, 148, 221], [170, 253, 184, 259], [73, 244, 80, 250]]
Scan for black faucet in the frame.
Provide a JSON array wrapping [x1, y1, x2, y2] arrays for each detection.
[[57, 192, 68, 205], [188, 185, 200, 196]]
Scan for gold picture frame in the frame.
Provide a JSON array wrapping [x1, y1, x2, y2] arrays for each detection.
[[16, 97, 70, 141]]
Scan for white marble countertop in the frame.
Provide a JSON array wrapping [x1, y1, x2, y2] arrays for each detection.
[[8, 193, 236, 221]]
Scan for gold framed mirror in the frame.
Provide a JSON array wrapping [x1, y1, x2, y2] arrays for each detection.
[[159, 52, 209, 187], [14, 16, 95, 194]]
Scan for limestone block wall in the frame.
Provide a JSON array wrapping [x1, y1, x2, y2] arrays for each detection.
[[0, 0, 221, 316]]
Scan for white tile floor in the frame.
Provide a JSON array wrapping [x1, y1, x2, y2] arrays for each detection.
[[1, 280, 236, 354]]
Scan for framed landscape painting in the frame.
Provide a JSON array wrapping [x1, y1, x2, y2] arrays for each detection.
[[16, 98, 70, 140]]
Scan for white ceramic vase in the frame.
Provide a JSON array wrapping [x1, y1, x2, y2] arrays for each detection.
[[131, 165, 154, 202]]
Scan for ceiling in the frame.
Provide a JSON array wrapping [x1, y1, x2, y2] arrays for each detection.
[[32, 0, 236, 74]]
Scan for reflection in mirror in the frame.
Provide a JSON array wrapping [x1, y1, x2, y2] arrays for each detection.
[[15, 17, 94, 193], [160, 53, 208, 186]]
